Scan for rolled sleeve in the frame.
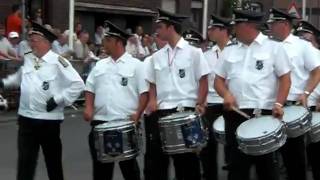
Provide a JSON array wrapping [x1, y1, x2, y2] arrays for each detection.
[[303, 43, 320, 72], [214, 54, 228, 79], [136, 62, 149, 94], [85, 69, 95, 93], [194, 48, 210, 80], [145, 56, 156, 83]]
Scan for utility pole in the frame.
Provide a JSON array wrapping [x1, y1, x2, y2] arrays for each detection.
[[202, 0, 208, 38]]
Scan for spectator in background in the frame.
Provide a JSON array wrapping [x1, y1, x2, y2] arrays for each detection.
[[5, 4, 22, 37], [73, 30, 90, 60], [0, 34, 19, 61], [75, 22, 83, 38], [141, 34, 151, 57], [52, 31, 72, 58], [94, 25, 104, 47], [32, 8, 43, 25], [8, 31, 20, 55]]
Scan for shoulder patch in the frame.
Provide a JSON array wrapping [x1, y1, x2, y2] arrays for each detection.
[[58, 56, 69, 68], [268, 36, 282, 42], [24, 51, 32, 55]]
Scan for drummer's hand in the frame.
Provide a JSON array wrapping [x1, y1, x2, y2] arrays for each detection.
[[297, 94, 308, 107], [272, 104, 284, 119], [83, 107, 93, 122], [223, 92, 237, 111], [130, 113, 140, 125], [195, 104, 206, 115]]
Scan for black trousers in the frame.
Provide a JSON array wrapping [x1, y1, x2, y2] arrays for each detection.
[[199, 104, 223, 180], [88, 122, 141, 180], [223, 109, 279, 180], [17, 116, 64, 180], [144, 108, 201, 180]]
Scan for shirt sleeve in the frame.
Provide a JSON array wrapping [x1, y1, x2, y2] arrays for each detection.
[[54, 58, 85, 106], [85, 66, 96, 93], [145, 55, 156, 84], [136, 61, 150, 94], [274, 43, 292, 77], [193, 48, 209, 80], [303, 42, 320, 72], [214, 50, 228, 78]]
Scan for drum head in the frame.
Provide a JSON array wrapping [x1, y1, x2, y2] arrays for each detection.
[[160, 111, 197, 122], [312, 112, 320, 126], [213, 116, 224, 132], [283, 106, 308, 123], [95, 120, 133, 129], [237, 116, 281, 139]]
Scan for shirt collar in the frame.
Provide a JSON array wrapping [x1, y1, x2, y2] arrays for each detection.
[[283, 33, 295, 44], [40, 50, 54, 63], [239, 32, 266, 47], [164, 37, 188, 51], [108, 52, 131, 64]]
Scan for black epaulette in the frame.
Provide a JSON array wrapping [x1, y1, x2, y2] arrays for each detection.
[[58, 56, 69, 68], [24, 51, 32, 55], [268, 36, 282, 42], [299, 36, 311, 42], [226, 41, 238, 47]]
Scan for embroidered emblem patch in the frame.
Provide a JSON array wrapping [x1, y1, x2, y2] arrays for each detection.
[[42, 81, 49, 90], [256, 60, 264, 70], [121, 77, 128, 86], [179, 69, 185, 78]]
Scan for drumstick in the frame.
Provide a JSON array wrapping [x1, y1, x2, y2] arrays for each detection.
[[231, 106, 251, 119]]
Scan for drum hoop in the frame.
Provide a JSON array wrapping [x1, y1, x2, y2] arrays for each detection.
[[160, 111, 198, 121], [284, 111, 310, 125], [159, 114, 199, 124]]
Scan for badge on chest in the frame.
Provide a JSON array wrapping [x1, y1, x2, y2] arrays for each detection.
[[42, 81, 49, 90], [179, 69, 186, 78], [255, 60, 264, 70], [121, 77, 128, 86]]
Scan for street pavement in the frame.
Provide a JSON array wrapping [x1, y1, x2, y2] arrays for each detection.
[[0, 108, 313, 180]]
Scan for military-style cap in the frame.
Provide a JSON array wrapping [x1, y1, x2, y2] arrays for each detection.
[[104, 20, 131, 40], [29, 22, 57, 42], [155, 9, 188, 25], [182, 29, 204, 44], [231, 10, 265, 24], [267, 8, 297, 23], [295, 20, 320, 36], [208, 15, 231, 29]]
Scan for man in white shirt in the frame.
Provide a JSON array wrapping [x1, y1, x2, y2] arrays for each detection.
[[294, 20, 320, 180], [214, 10, 291, 180], [268, 8, 320, 180], [0, 22, 85, 180], [200, 14, 233, 180], [84, 20, 148, 180], [146, 9, 209, 180]]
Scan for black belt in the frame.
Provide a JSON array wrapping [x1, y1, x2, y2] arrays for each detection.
[[18, 115, 62, 124], [309, 106, 316, 112], [285, 101, 298, 106], [90, 120, 107, 127]]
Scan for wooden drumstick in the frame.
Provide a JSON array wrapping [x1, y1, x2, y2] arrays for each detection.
[[231, 106, 251, 119]]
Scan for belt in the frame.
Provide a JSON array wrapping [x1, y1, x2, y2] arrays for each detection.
[[91, 120, 107, 127], [309, 106, 316, 112], [285, 101, 299, 106], [18, 115, 62, 124]]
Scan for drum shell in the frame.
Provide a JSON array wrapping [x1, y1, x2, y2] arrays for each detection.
[[159, 112, 207, 154], [283, 107, 312, 138], [93, 121, 140, 163], [236, 117, 287, 156], [309, 112, 320, 143]]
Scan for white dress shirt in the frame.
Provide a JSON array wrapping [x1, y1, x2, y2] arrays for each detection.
[[215, 33, 292, 110], [85, 52, 149, 121], [3, 50, 85, 120], [146, 38, 210, 109]]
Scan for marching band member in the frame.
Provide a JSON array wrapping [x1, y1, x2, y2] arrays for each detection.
[[214, 9, 292, 180], [83, 20, 149, 180], [146, 8, 209, 180], [295, 20, 320, 180], [0, 22, 84, 180], [268, 8, 320, 180]]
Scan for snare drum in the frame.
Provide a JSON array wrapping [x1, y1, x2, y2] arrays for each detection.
[[236, 116, 287, 156], [158, 111, 207, 154], [93, 120, 140, 163], [309, 112, 320, 143], [283, 106, 312, 138], [213, 116, 226, 144]]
